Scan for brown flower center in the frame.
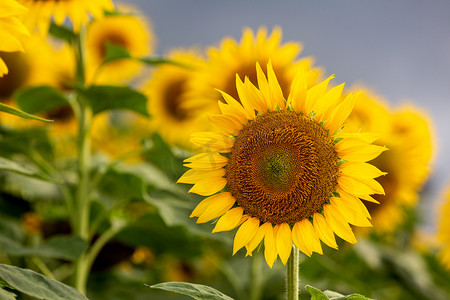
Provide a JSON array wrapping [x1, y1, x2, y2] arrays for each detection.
[[0, 52, 30, 101], [163, 78, 189, 121], [226, 110, 340, 225]]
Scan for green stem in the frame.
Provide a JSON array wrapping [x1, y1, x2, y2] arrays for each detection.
[[249, 251, 262, 300], [287, 245, 300, 300], [31, 256, 56, 280], [72, 27, 92, 295]]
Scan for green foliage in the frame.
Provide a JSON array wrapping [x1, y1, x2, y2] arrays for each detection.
[[306, 285, 372, 299], [150, 282, 235, 300], [0, 235, 88, 261], [0, 103, 52, 123], [78, 85, 149, 116], [0, 287, 16, 300], [14, 86, 70, 115], [0, 264, 89, 300], [48, 22, 76, 45]]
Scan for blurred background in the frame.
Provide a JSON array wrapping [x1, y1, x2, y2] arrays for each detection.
[[127, 0, 450, 232]]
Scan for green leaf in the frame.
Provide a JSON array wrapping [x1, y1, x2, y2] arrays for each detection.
[[80, 85, 149, 116], [14, 86, 69, 115], [140, 57, 192, 68], [0, 235, 88, 261], [0, 264, 89, 300], [102, 43, 131, 65], [0, 288, 16, 300], [0, 157, 40, 178], [0, 102, 52, 123], [48, 22, 76, 45], [306, 285, 372, 300], [150, 282, 234, 300]]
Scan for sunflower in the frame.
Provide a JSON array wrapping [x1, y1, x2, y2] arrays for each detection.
[[85, 11, 154, 84], [179, 62, 387, 267], [193, 27, 322, 110], [438, 188, 450, 269], [143, 50, 212, 147], [0, 0, 30, 77], [344, 88, 434, 232], [18, 0, 113, 34]]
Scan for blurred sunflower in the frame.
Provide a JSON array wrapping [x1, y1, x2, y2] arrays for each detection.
[[86, 12, 154, 84], [179, 62, 386, 267], [345, 89, 434, 232], [0, 0, 30, 77], [143, 50, 212, 147], [18, 0, 113, 34], [438, 188, 450, 269], [193, 27, 322, 109]]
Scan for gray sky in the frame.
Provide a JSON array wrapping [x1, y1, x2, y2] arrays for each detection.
[[126, 0, 450, 230]]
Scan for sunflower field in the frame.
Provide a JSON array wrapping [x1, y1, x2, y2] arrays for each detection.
[[1, 1, 450, 299]]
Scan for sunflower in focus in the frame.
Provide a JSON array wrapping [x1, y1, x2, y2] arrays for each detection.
[[18, 0, 113, 34], [345, 89, 434, 232], [193, 27, 322, 110], [438, 188, 450, 269], [143, 50, 212, 147], [179, 62, 387, 267], [0, 0, 30, 77], [86, 11, 154, 84]]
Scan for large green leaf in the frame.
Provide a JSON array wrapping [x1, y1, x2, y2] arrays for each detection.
[[79, 85, 149, 116], [306, 285, 372, 300], [0, 235, 88, 261], [0, 264, 88, 300], [0, 288, 16, 300], [0, 157, 53, 181], [0, 103, 52, 123], [102, 43, 131, 65], [48, 22, 76, 45], [150, 282, 234, 300], [14, 86, 69, 115]]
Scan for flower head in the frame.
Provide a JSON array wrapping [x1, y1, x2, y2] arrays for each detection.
[[179, 62, 386, 267], [345, 89, 434, 232], [0, 0, 30, 76]]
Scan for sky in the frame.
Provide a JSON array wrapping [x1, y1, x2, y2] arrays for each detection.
[[126, 0, 450, 231]]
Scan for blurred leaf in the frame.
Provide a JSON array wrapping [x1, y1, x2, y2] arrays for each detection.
[[0, 288, 16, 300], [0, 157, 53, 181], [0, 235, 88, 261], [0, 264, 88, 300], [80, 85, 149, 116], [0, 103, 52, 123], [48, 22, 76, 44], [140, 57, 191, 69], [0, 127, 54, 160], [102, 43, 131, 65], [1, 172, 61, 203], [306, 285, 372, 300], [150, 282, 234, 300], [14, 86, 69, 115]]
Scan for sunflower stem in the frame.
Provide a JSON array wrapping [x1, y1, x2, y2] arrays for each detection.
[[249, 250, 263, 300], [287, 245, 300, 300], [72, 26, 92, 295]]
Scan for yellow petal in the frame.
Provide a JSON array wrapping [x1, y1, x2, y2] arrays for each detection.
[[326, 91, 358, 135], [246, 222, 270, 256], [323, 204, 357, 244], [293, 219, 323, 256], [243, 77, 268, 113], [0, 58, 7, 77], [212, 207, 244, 233], [217, 89, 252, 121], [333, 132, 381, 144], [256, 62, 274, 110], [209, 114, 243, 136], [267, 61, 285, 109], [0, 1, 28, 17], [235, 75, 256, 119], [304, 75, 334, 113], [190, 132, 234, 152], [275, 223, 292, 265], [263, 223, 277, 268], [336, 139, 388, 163], [313, 213, 338, 249], [337, 187, 372, 219], [313, 83, 345, 123], [329, 197, 372, 227], [338, 175, 383, 197], [184, 153, 228, 170], [233, 217, 260, 254], [339, 162, 387, 180], [287, 68, 307, 113], [178, 168, 225, 184], [189, 176, 227, 196], [193, 192, 235, 221]]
